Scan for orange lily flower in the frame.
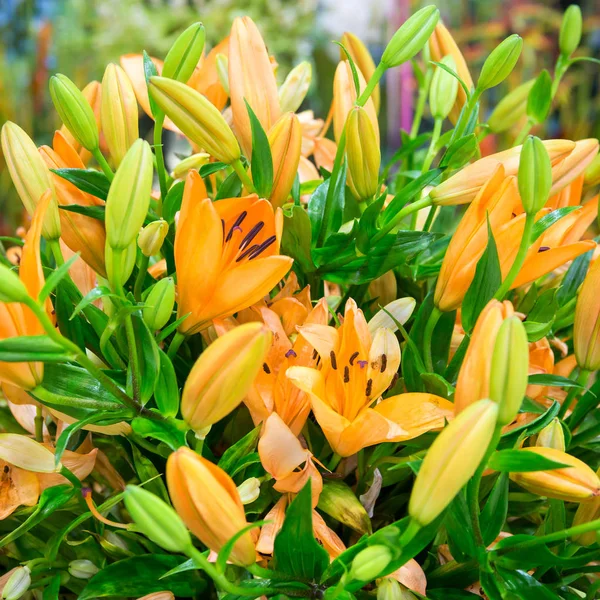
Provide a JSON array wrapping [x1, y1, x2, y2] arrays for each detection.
[[340, 32, 380, 113], [175, 171, 293, 335], [313, 137, 337, 173], [39, 131, 107, 277], [268, 112, 302, 208], [228, 16, 280, 157], [286, 299, 453, 456], [187, 36, 230, 112], [546, 173, 584, 210], [297, 110, 325, 158], [527, 338, 555, 401], [575, 254, 600, 371]]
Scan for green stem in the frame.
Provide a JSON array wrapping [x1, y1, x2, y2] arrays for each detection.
[[559, 369, 590, 421], [153, 114, 168, 212], [327, 453, 342, 472], [422, 206, 437, 232], [421, 118, 442, 173], [410, 68, 433, 138], [423, 306, 442, 373], [493, 213, 535, 300], [551, 55, 569, 99], [452, 89, 481, 141], [167, 331, 186, 359], [513, 118, 534, 147], [231, 159, 256, 193], [134, 254, 150, 302], [356, 62, 387, 107], [92, 148, 114, 182], [398, 519, 422, 548], [372, 195, 433, 243], [34, 404, 44, 442], [48, 239, 65, 267]]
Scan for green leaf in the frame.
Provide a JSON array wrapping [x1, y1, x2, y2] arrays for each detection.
[[216, 520, 266, 573], [281, 204, 315, 274], [556, 248, 593, 306], [131, 416, 187, 451], [461, 220, 501, 332], [488, 449, 569, 472], [382, 170, 441, 226], [42, 574, 61, 600], [218, 426, 261, 475], [70, 286, 120, 320], [39, 253, 81, 302], [58, 204, 106, 221], [245, 100, 273, 197], [130, 314, 160, 405], [481, 473, 509, 545], [356, 193, 386, 254], [0, 335, 73, 362], [130, 440, 170, 503], [420, 372, 455, 398], [200, 161, 228, 177], [79, 554, 206, 599], [496, 567, 559, 599], [428, 590, 482, 599], [445, 491, 478, 561], [527, 373, 589, 391], [51, 168, 111, 200], [526, 70, 552, 124], [154, 349, 180, 417], [215, 170, 242, 200], [162, 180, 185, 224], [501, 401, 560, 446], [523, 321, 553, 342], [273, 481, 329, 581], [143, 51, 160, 118], [439, 134, 479, 170], [531, 206, 581, 242]]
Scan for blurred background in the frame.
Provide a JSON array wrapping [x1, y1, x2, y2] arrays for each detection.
[[1, 0, 599, 232]]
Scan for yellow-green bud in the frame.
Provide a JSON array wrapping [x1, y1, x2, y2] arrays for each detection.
[[477, 35, 523, 92], [124, 485, 192, 553], [584, 153, 600, 187], [487, 79, 535, 133], [278, 61, 312, 113], [237, 477, 261, 504], [489, 316, 528, 426], [377, 579, 416, 600], [518, 135, 552, 214], [138, 219, 169, 257], [1, 567, 30, 600], [0, 434, 59, 473], [349, 545, 393, 582], [572, 468, 600, 546], [536, 418, 566, 451], [172, 153, 210, 179], [526, 70, 552, 125], [381, 6, 440, 68], [346, 106, 380, 200], [0, 264, 30, 304], [105, 139, 153, 250], [49, 74, 99, 151], [559, 5, 582, 57], [143, 277, 175, 331], [430, 55, 459, 120], [317, 480, 372, 535], [162, 22, 206, 84], [68, 559, 99, 579], [216, 54, 230, 96]]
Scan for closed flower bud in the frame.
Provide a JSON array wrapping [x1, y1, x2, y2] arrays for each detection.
[[1, 566, 30, 600], [279, 61, 312, 113], [476, 35, 523, 92], [1, 122, 61, 240], [550, 138, 599, 196], [181, 322, 271, 432], [268, 112, 302, 208], [368, 297, 416, 336], [349, 546, 393, 582], [559, 5, 582, 57], [340, 33, 379, 113], [124, 485, 192, 553], [317, 480, 371, 535], [172, 153, 210, 179], [489, 316, 528, 426], [409, 399, 499, 526], [378, 579, 415, 600], [143, 277, 175, 331], [584, 153, 600, 186], [518, 136, 552, 214], [167, 447, 256, 566], [510, 447, 600, 502], [0, 263, 30, 304], [346, 106, 381, 200], [105, 242, 137, 288], [572, 468, 600, 546], [162, 22, 205, 84], [574, 257, 600, 371], [105, 139, 153, 250], [49, 74, 99, 151], [429, 55, 459, 121], [237, 477, 260, 504], [381, 6, 440, 68], [0, 434, 59, 473], [138, 220, 169, 257], [68, 559, 99, 579], [536, 418, 566, 451], [487, 79, 535, 133], [215, 54, 230, 95], [101, 63, 139, 167], [149, 76, 240, 164]]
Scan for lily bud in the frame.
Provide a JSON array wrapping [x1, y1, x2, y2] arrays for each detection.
[[143, 277, 175, 331], [101, 63, 139, 167], [584, 153, 600, 186], [268, 112, 302, 208], [378, 579, 415, 600], [559, 5, 582, 57], [1, 567, 30, 600], [0, 263, 30, 304], [166, 447, 257, 566], [536, 418, 566, 451], [162, 22, 205, 84], [349, 546, 393, 582], [105, 242, 137, 288], [476, 35, 523, 92], [550, 138, 599, 196], [148, 76, 240, 164], [488, 79, 535, 133], [278, 61, 312, 113], [346, 106, 381, 200], [68, 559, 99, 579], [409, 399, 499, 526], [368, 297, 416, 336], [489, 316, 528, 426], [340, 33, 379, 112], [572, 468, 600, 546], [49, 74, 99, 151], [518, 136, 552, 214], [105, 139, 153, 250], [429, 55, 459, 121], [237, 477, 260, 504], [138, 220, 169, 257], [381, 6, 440, 68], [172, 153, 210, 180], [124, 485, 192, 553], [1, 121, 60, 240], [181, 322, 271, 431], [0, 434, 59, 473], [510, 447, 600, 502], [215, 54, 230, 95], [574, 257, 600, 371], [317, 480, 371, 535]]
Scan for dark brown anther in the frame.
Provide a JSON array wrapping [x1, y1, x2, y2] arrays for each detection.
[[226, 211, 247, 242], [349, 351, 359, 365], [239, 221, 265, 250], [381, 354, 388, 373], [330, 350, 338, 370], [343, 366, 350, 383], [263, 363, 271, 374], [248, 235, 277, 259], [538, 246, 550, 253], [388, 373, 399, 390], [312, 349, 318, 360], [236, 244, 260, 262], [365, 378, 373, 397], [285, 349, 298, 358]]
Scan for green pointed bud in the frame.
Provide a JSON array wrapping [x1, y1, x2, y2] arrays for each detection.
[[216, 53, 230, 95], [105, 139, 153, 250], [68, 559, 99, 579], [172, 152, 210, 179], [489, 316, 529, 426], [49, 74, 99, 151], [1, 567, 30, 600], [430, 56, 459, 120], [536, 418, 566, 451], [162, 22, 206, 84], [488, 79, 535, 133], [559, 5, 582, 57], [349, 545, 392, 583], [138, 219, 169, 257], [143, 277, 175, 331], [317, 480, 372, 535], [526, 70, 552, 125], [237, 477, 261, 505], [378, 579, 416, 600], [477, 35, 523, 92], [124, 485, 192, 553], [584, 153, 600, 186], [518, 135, 552, 214], [346, 106, 380, 200], [0, 264, 30, 304], [381, 6, 440, 68], [279, 61, 312, 113]]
